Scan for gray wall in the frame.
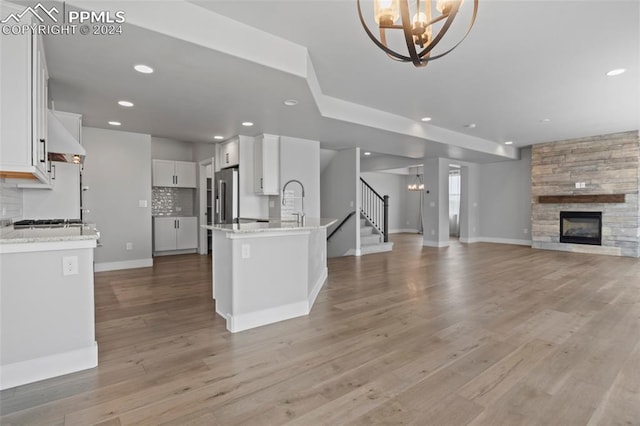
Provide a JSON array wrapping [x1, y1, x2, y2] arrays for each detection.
[[0, 181, 22, 222], [82, 127, 153, 270], [360, 171, 420, 232], [193, 142, 215, 163], [278, 136, 321, 218], [477, 147, 532, 243], [321, 148, 359, 257], [151, 136, 193, 161]]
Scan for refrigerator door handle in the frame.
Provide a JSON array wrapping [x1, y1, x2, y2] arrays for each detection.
[[220, 181, 226, 222]]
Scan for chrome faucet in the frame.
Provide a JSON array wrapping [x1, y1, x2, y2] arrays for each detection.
[[282, 179, 305, 224]]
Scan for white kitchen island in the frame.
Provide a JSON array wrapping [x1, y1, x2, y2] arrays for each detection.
[[205, 218, 336, 333], [0, 225, 99, 390]]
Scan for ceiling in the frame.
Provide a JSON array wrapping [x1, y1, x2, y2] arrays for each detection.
[[34, 0, 639, 164]]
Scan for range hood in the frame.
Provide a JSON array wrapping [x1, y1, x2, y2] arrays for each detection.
[[47, 110, 85, 163]]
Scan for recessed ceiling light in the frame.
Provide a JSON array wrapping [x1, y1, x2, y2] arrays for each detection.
[[134, 64, 154, 74], [464, 123, 477, 128], [242, 122, 254, 127], [284, 99, 298, 106], [606, 68, 626, 77], [420, 117, 432, 122], [504, 141, 513, 145], [118, 100, 134, 107], [108, 121, 121, 126], [364, 151, 371, 156], [541, 118, 551, 123], [214, 135, 224, 140]]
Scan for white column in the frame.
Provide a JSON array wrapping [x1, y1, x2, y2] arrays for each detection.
[[422, 157, 450, 247], [459, 164, 480, 243]]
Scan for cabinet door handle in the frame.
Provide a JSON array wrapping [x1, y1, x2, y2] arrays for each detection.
[[51, 164, 56, 180], [225, 153, 229, 164], [39, 139, 46, 163], [177, 219, 180, 229], [175, 175, 178, 185]]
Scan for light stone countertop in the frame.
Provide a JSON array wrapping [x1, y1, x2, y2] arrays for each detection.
[[0, 225, 100, 244], [203, 218, 337, 234]]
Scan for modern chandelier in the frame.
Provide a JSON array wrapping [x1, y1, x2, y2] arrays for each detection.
[[357, 0, 478, 68], [407, 167, 424, 191]]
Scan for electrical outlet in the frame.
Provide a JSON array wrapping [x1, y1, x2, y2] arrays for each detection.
[[62, 256, 78, 276], [269, 200, 275, 208], [176, 206, 182, 212], [350, 200, 354, 208], [429, 201, 436, 207], [126, 242, 133, 250], [241, 244, 251, 259], [524, 228, 529, 234]]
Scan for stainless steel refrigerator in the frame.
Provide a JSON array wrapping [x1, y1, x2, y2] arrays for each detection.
[[214, 167, 239, 224]]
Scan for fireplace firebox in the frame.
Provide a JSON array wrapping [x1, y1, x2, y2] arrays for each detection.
[[560, 211, 602, 246]]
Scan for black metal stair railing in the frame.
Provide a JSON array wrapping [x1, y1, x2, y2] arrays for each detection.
[[360, 178, 389, 242]]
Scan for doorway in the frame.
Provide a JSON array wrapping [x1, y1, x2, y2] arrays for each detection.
[[449, 167, 461, 238]]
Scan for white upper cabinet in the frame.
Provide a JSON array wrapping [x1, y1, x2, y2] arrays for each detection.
[[216, 138, 239, 170], [152, 159, 196, 188], [254, 134, 280, 195], [0, 2, 50, 183]]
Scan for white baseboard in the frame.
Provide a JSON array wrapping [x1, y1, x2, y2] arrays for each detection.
[[422, 240, 449, 248], [459, 237, 480, 243], [308, 267, 328, 308], [389, 228, 419, 234], [94, 258, 153, 272], [344, 248, 362, 256], [477, 237, 532, 246], [0, 342, 98, 390], [153, 249, 197, 256], [227, 301, 309, 333]]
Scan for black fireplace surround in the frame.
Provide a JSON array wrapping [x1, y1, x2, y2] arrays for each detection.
[[560, 211, 602, 246]]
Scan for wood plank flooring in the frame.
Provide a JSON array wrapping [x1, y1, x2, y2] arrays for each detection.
[[1, 234, 640, 425]]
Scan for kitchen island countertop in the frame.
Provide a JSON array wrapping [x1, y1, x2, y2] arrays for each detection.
[[203, 218, 336, 234], [0, 225, 99, 254]]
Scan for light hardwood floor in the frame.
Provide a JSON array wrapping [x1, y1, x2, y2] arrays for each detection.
[[1, 234, 640, 425]]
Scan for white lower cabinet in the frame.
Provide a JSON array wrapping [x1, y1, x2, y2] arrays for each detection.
[[154, 217, 198, 253]]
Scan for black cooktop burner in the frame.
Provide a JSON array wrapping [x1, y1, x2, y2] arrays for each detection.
[[14, 219, 84, 229]]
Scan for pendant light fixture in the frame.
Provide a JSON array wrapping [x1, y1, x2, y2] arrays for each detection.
[[357, 0, 478, 68], [407, 167, 424, 191]]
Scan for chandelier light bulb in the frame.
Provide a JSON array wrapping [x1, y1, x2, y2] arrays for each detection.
[[374, 0, 400, 25]]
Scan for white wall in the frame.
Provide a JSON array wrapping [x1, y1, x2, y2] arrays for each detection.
[[150, 136, 193, 161], [360, 171, 420, 233], [82, 127, 153, 270], [477, 147, 532, 244], [321, 148, 359, 257]]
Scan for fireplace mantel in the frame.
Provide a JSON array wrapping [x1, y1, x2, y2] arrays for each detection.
[[538, 194, 625, 204]]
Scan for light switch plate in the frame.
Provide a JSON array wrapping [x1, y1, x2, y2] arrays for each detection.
[[139, 200, 148, 208]]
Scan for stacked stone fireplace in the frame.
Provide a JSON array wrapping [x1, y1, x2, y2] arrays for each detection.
[[531, 131, 640, 258]]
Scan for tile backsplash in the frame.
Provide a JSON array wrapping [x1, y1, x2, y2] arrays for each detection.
[[152, 187, 194, 216], [0, 180, 23, 225]]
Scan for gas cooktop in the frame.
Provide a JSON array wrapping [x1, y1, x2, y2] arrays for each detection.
[[14, 219, 84, 229]]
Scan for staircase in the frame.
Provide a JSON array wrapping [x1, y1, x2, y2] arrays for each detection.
[[360, 214, 393, 255]]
